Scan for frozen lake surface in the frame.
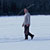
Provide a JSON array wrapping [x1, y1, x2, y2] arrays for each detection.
[[0, 15, 50, 50]]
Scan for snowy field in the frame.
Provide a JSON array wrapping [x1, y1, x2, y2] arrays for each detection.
[[0, 15, 50, 50]]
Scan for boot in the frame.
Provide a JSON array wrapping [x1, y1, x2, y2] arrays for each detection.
[[31, 35, 34, 39], [25, 34, 28, 40], [28, 33, 34, 39]]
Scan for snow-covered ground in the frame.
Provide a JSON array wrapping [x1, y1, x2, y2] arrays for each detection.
[[0, 15, 50, 50]]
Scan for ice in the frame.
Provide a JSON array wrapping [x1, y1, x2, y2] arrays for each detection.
[[0, 15, 50, 50]]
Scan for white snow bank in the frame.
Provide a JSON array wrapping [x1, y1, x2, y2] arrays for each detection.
[[0, 15, 50, 39]]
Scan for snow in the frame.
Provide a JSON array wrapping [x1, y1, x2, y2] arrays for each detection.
[[0, 15, 50, 50]]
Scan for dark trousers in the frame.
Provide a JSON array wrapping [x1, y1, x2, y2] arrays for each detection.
[[24, 25, 33, 39]]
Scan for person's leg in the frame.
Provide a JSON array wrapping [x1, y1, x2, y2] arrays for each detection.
[[28, 26, 34, 39], [25, 34, 28, 40], [24, 25, 28, 40], [28, 32, 34, 39], [24, 25, 34, 40]]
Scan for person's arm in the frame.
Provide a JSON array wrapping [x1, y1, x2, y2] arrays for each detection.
[[22, 16, 25, 27]]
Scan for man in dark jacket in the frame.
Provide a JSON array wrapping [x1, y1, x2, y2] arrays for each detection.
[[22, 8, 34, 40]]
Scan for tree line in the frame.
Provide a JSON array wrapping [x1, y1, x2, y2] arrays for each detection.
[[0, 0, 50, 16]]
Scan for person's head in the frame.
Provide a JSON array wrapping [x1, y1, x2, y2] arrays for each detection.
[[24, 8, 28, 13]]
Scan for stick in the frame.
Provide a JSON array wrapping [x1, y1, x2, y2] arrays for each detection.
[[17, 4, 34, 15]]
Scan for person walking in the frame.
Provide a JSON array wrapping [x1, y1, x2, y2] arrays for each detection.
[[22, 8, 34, 40]]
